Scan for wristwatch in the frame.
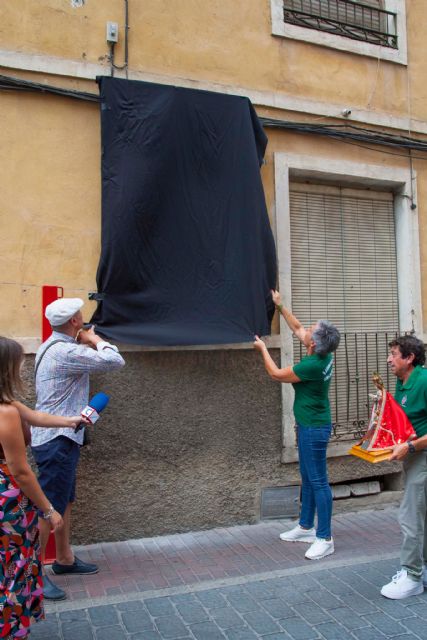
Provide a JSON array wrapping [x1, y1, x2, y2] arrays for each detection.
[[407, 441, 416, 454]]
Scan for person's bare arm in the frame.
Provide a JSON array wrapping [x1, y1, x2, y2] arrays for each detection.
[[271, 290, 309, 345], [390, 433, 427, 461], [254, 336, 301, 383], [0, 405, 62, 530], [12, 401, 82, 429]]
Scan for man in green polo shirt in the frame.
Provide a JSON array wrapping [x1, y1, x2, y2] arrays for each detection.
[[381, 335, 427, 600]]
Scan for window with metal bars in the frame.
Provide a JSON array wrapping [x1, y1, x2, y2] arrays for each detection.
[[289, 185, 399, 443], [283, 0, 398, 48]]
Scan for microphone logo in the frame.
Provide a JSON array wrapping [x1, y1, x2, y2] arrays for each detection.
[[81, 406, 100, 424]]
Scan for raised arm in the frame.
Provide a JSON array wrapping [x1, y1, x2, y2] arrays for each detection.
[[271, 290, 309, 345], [253, 336, 300, 383]]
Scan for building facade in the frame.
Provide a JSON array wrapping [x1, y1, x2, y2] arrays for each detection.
[[1, 0, 426, 542]]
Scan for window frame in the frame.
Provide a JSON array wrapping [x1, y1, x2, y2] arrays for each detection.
[[270, 0, 407, 65]]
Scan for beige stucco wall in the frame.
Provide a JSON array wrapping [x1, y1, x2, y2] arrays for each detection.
[[1, 1, 426, 121]]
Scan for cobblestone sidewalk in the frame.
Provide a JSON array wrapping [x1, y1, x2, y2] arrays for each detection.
[[30, 506, 424, 639], [33, 556, 427, 640]]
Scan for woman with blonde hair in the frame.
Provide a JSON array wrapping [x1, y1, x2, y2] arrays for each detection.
[[0, 337, 82, 639]]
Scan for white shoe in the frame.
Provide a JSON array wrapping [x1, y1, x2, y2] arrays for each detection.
[[279, 525, 316, 543], [305, 537, 334, 560], [381, 569, 424, 600]]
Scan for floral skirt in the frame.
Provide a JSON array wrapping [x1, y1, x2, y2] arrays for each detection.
[[0, 464, 44, 639]]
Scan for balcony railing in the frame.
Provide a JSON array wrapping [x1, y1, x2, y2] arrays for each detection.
[[283, 0, 398, 48]]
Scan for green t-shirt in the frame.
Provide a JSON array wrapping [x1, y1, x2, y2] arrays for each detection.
[[394, 365, 427, 437], [292, 353, 333, 427]]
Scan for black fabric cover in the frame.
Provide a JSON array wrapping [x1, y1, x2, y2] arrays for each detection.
[[91, 77, 276, 346]]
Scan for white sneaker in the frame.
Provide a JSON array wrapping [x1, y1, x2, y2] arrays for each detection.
[[279, 525, 316, 543], [381, 569, 424, 600], [305, 537, 334, 560]]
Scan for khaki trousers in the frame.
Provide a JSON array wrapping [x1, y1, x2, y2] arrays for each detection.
[[399, 450, 427, 580]]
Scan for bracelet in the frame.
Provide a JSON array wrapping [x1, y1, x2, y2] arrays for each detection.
[[42, 504, 55, 520], [276, 304, 283, 313]]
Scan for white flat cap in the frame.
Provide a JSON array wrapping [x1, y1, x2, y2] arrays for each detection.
[[45, 298, 84, 326]]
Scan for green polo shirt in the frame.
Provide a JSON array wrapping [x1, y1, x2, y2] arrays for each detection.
[[292, 353, 333, 427], [394, 365, 427, 438]]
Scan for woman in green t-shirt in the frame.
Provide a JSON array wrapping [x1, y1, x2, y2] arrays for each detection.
[[254, 290, 340, 561]]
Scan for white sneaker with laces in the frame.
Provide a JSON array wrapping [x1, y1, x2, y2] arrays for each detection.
[[381, 569, 423, 600], [305, 537, 334, 560], [279, 525, 316, 543]]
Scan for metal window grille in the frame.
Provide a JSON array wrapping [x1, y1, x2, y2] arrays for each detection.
[[289, 187, 399, 443], [283, 0, 398, 48]]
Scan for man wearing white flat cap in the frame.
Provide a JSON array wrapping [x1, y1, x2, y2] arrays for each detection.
[[31, 297, 125, 600]]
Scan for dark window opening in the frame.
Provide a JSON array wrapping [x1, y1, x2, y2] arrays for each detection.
[[283, 0, 398, 49]]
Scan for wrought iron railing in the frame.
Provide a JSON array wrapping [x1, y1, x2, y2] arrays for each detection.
[[283, 0, 398, 49], [295, 331, 398, 443]]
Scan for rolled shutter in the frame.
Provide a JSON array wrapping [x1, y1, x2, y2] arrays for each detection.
[[289, 184, 398, 440]]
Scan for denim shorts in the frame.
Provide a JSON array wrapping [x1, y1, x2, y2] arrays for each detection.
[[32, 436, 80, 516]]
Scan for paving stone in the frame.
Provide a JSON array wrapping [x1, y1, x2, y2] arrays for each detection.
[[89, 604, 121, 626], [95, 626, 128, 640], [155, 615, 189, 639], [170, 593, 197, 606], [287, 575, 320, 590], [196, 589, 227, 609], [306, 589, 343, 610], [292, 602, 331, 625], [355, 566, 390, 587], [31, 621, 61, 637], [275, 588, 311, 605], [315, 622, 353, 640], [279, 616, 319, 640], [210, 606, 243, 629], [59, 609, 89, 623], [244, 582, 275, 600], [351, 628, 386, 640], [363, 612, 405, 636], [260, 598, 294, 619], [117, 600, 147, 612], [328, 606, 369, 630], [31, 627, 61, 640], [128, 632, 163, 640], [121, 611, 153, 633], [220, 585, 246, 595], [226, 593, 259, 613], [407, 602, 427, 619], [338, 592, 378, 615], [376, 597, 416, 620], [63, 622, 95, 640], [313, 575, 353, 597], [222, 628, 258, 640], [145, 597, 175, 617], [242, 610, 281, 635], [176, 602, 209, 623], [402, 616, 427, 639], [189, 621, 226, 640]]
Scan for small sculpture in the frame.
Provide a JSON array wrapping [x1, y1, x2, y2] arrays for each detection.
[[349, 373, 415, 463]]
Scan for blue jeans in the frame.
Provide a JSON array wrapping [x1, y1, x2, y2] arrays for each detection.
[[297, 424, 332, 539]]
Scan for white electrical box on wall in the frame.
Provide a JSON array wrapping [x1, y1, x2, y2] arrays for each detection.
[[106, 22, 119, 43]]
